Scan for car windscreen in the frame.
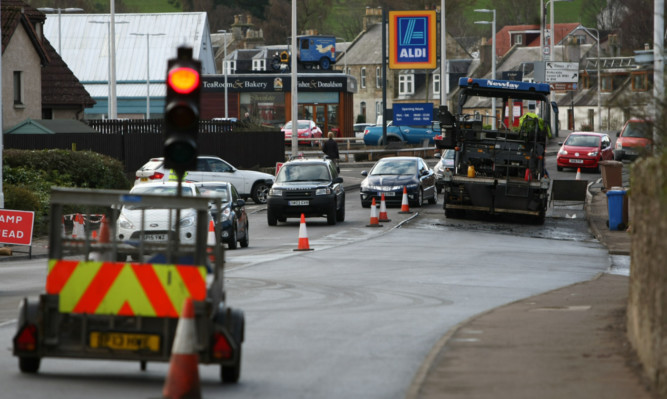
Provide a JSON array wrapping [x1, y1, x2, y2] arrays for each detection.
[[623, 122, 650, 138], [298, 121, 311, 129], [199, 186, 230, 202], [370, 160, 418, 175], [276, 164, 330, 182], [565, 135, 600, 147]]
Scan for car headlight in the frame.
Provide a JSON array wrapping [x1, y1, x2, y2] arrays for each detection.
[[316, 187, 331, 195], [269, 188, 283, 197], [558, 148, 568, 155], [180, 215, 195, 228], [615, 142, 622, 150], [221, 207, 231, 222], [118, 214, 134, 229], [588, 151, 599, 157]]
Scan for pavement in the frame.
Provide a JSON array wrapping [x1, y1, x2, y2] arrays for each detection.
[[1, 139, 647, 398]]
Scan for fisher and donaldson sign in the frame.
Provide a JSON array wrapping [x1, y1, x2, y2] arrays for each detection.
[[389, 10, 437, 69]]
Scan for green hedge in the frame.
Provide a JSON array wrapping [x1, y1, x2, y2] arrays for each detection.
[[2, 149, 131, 235]]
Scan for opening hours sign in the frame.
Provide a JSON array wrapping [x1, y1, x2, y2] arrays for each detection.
[[0, 209, 35, 246], [389, 10, 437, 69]]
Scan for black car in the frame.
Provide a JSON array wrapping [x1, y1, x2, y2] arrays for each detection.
[[360, 156, 437, 207], [267, 158, 345, 225], [195, 182, 249, 249]]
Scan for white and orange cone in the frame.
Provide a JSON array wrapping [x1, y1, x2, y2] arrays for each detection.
[[294, 214, 313, 251], [366, 198, 382, 227], [399, 187, 411, 214], [71, 213, 85, 238], [378, 193, 391, 222], [163, 298, 201, 399], [207, 219, 216, 246], [575, 167, 581, 180], [90, 217, 111, 262]]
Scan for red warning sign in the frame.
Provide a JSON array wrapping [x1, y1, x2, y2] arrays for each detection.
[[0, 209, 35, 245]]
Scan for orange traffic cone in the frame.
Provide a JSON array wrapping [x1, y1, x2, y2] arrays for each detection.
[[71, 213, 85, 238], [366, 198, 383, 227], [91, 216, 111, 262], [207, 219, 216, 246], [399, 187, 411, 214], [163, 298, 201, 399], [293, 214, 313, 251], [378, 194, 391, 222], [98, 216, 110, 243], [575, 167, 581, 180]]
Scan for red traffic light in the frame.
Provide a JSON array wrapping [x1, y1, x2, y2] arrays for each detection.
[[168, 67, 200, 94]]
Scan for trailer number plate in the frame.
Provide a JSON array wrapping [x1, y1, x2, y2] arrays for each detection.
[[89, 332, 161, 352]]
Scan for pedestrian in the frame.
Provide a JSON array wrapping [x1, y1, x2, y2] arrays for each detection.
[[242, 112, 251, 126], [321, 131, 340, 172]]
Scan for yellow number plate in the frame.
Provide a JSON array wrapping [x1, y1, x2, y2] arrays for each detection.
[[89, 332, 161, 352]]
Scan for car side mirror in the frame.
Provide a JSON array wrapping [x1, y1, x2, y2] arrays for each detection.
[[616, 131, 621, 137], [333, 177, 343, 183], [237, 199, 245, 207], [361, 171, 368, 177], [420, 169, 429, 176]]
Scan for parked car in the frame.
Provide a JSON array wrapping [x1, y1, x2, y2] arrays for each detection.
[[433, 149, 456, 193], [116, 181, 203, 261], [134, 156, 274, 204], [354, 123, 374, 141], [614, 118, 653, 161], [363, 121, 441, 146], [267, 158, 345, 225], [195, 182, 249, 250], [281, 120, 323, 146], [556, 132, 614, 172], [360, 156, 437, 208]]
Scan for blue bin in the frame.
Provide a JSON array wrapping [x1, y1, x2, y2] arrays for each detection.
[[606, 190, 626, 230]]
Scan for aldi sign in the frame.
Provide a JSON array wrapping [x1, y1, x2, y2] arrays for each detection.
[[389, 10, 437, 69]]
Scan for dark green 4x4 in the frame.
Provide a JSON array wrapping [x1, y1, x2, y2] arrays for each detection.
[[266, 158, 345, 225]]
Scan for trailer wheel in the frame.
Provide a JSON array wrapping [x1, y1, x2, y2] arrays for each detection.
[[19, 357, 40, 373], [221, 309, 245, 383]]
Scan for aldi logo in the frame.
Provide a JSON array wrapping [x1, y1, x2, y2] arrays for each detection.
[[389, 10, 436, 69]]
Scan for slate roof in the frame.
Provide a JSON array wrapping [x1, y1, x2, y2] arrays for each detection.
[[1, 0, 48, 63], [42, 37, 96, 108]]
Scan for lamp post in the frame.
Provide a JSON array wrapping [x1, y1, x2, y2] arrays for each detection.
[[90, 19, 128, 119], [37, 7, 83, 54], [217, 30, 230, 119], [130, 32, 165, 119], [575, 26, 601, 131], [474, 9, 496, 129]]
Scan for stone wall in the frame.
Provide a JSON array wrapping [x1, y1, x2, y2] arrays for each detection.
[[627, 153, 667, 396]]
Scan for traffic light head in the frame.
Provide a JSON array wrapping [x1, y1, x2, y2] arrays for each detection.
[[164, 47, 202, 176]]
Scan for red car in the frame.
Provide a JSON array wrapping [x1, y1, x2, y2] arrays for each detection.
[[556, 132, 614, 172], [614, 118, 653, 161], [281, 120, 323, 146]]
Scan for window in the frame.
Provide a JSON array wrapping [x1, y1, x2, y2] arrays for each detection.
[[376, 67, 382, 88], [360, 101, 367, 120], [361, 67, 366, 88], [601, 75, 613, 92], [13, 71, 23, 105], [399, 74, 414, 95], [513, 34, 523, 45], [632, 72, 648, 91], [581, 72, 591, 89], [224, 60, 236, 74], [375, 100, 382, 122], [573, 34, 586, 45], [252, 59, 266, 71], [433, 73, 440, 96]]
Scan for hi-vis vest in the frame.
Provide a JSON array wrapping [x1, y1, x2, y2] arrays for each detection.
[[168, 169, 188, 181], [46, 259, 207, 317]]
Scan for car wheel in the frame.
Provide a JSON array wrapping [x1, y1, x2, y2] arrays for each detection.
[[239, 221, 249, 248], [412, 188, 423, 207], [327, 201, 337, 225], [267, 208, 278, 226], [19, 357, 40, 373], [251, 182, 270, 204], [336, 199, 345, 222], [228, 224, 238, 249]]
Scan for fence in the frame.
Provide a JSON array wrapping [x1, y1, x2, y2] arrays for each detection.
[[4, 119, 285, 176]]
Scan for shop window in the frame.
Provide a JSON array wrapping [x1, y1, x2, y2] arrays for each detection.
[[376, 67, 382, 88], [252, 59, 266, 71], [361, 67, 367, 88], [13, 71, 23, 105], [433, 73, 440, 96], [632, 73, 648, 91], [399, 74, 414, 95]]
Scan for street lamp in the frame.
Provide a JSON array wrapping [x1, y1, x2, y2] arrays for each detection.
[[130, 32, 165, 119], [575, 26, 601, 131], [37, 7, 83, 54], [217, 30, 230, 119], [474, 9, 496, 129], [90, 19, 128, 119]]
